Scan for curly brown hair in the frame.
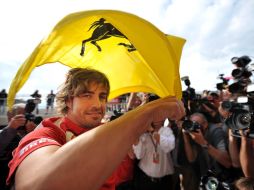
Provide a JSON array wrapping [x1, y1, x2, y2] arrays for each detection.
[[55, 68, 110, 115]]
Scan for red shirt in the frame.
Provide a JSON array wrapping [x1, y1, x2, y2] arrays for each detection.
[[7, 117, 117, 190], [115, 155, 134, 186]]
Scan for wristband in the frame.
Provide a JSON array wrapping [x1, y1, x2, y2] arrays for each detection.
[[201, 143, 210, 149]]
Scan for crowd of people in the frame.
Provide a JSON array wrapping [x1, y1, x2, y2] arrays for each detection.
[[0, 89, 56, 116], [0, 64, 254, 190]]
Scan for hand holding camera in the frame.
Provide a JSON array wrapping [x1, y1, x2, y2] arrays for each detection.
[[8, 114, 27, 130]]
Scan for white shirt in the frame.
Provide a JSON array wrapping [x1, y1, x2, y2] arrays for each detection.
[[133, 126, 175, 178]]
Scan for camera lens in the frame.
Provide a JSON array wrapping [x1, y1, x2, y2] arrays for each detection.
[[205, 177, 219, 190], [227, 109, 252, 130], [182, 120, 200, 132], [221, 101, 232, 111], [235, 111, 251, 129], [231, 68, 243, 79]]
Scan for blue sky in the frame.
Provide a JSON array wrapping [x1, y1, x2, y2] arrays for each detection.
[[0, 0, 254, 99]]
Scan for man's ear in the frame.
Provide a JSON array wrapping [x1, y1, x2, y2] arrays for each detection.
[[65, 97, 73, 110]]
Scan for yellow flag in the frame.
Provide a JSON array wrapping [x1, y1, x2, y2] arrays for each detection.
[[7, 10, 186, 109]]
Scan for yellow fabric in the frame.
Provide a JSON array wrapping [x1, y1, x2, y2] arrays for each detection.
[[7, 10, 186, 109]]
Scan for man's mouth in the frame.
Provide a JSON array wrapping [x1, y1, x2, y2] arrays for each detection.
[[87, 112, 102, 118]]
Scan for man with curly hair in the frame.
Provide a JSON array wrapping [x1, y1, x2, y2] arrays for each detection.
[[6, 68, 185, 190]]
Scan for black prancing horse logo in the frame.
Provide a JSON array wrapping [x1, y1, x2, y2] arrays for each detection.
[[80, 18, 136, 56]]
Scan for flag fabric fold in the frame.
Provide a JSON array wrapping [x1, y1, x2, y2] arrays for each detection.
[[7, 9, 186, 109]]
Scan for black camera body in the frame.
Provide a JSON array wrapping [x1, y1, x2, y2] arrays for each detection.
[[216, 74, 229, 91], [228, 55, 252, 94], [200, 170, 234, 190], [19, 99, 43, 130], [222, 97, 254, 138], [25, 113, 37, 123], [182, 119, 201, 132]]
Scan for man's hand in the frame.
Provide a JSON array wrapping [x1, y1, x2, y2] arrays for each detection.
[[147, 97, 185, 129], [25, 121, 37, 133], [189, 129, 207, 146], [8, 114, 26, 130]]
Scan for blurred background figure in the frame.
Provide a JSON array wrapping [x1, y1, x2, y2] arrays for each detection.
[[0, 102, 41, 190], [0, 89, 8, 114], [30, 90, 41, 114], [45, 90, 56, 115], [132, 119, 176, 190]]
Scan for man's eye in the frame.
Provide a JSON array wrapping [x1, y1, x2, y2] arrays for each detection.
[[100, 95, 107, 101], [79, 94, 91, 98]]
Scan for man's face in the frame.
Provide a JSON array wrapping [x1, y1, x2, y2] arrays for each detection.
[[190, 115, 207, 133], [66, 82, 108, 128]]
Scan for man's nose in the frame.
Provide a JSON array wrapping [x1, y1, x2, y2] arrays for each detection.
[[92, 97, 102, 107]]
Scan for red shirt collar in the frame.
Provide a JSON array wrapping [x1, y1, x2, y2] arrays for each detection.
[[60, 117, 90, 136]]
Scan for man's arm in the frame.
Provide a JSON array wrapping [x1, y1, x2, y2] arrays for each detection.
[[0, 114, 26, 153], [228, 129, 241, 168], [189, 129, 231, 168], [204, 142, 232, 168], [0, 127, 17, 154], [14, 96, 185, 190], [239, 135, 254, 177], [182, 131, 197, 162]]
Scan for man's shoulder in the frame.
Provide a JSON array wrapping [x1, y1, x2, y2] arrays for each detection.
[[208, 123, 224, 132], [207, 123, 226, 143], [21, 117, 66, 144]]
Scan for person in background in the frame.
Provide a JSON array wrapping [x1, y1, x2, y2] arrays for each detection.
[[45, 90, 56, 114], [30, 90, 41, 114], [0, 103, 37, 190], [132, 94, 176, 190], [126, 93, 142, 111], [229, 129, 254, 178], [182, 112, 231, 188], [132, 119, 176, 190], [6, 68, 185, 190], [0, 89, 8, 114]]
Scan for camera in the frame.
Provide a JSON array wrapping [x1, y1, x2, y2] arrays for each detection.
[[200, 170, 234, 190], [19, 99, 43, 130], [182, 119, 200, 132], [181, 76, 196, 101], [216, 74, 229, 91], [181, 76, 199, 116], [228, 55, 252, 94], [222, 85, 254, 138]]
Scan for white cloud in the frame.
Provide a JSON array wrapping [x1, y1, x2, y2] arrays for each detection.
[[0, 0, 254, 97]]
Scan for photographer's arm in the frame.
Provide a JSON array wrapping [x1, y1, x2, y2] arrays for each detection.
[[190, 130, 231, 168], [0, 127, 17, 154], [228, 129, 241, 168], [0, 114, 26, 153], [205, 142, 232, 168], [14, 97, 185, 190], [239, 135, 254, 177], [182, 131, 197, 162]]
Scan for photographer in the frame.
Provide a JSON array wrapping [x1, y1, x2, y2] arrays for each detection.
[[182, 113, 231, 180], [30, 90, 41, 114], [0, 103, 37, 190], [228, 128, 254, 178]]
